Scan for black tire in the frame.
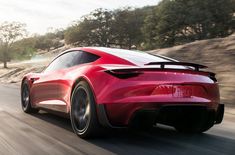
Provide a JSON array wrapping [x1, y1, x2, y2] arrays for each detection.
[[174, 111, 215, 133], [21, 80, 39, 114], [70, 81, 102, 138]]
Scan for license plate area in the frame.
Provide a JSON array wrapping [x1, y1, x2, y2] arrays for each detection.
[[173, 85, 192, 98]]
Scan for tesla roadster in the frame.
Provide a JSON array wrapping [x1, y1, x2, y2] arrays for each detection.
[[21, 47, 224, 138]]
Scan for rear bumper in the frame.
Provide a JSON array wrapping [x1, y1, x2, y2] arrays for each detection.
[[97, 103, 224, 128]]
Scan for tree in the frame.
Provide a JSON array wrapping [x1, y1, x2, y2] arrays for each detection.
[[112, 8, 145, 49], [64, 26, 76, 45], [34, 31, 64, 51], [141, 7, 159, 49], [0, 22, 27, 68], [34, 35, 53, 51], [12, 37, 37, 60], [64, 7, 151, 49], [65, 9, 114, 47], [143, 0, 235, 48]]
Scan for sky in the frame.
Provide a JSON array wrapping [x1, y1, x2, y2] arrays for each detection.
[[0, 0, 160, 35]]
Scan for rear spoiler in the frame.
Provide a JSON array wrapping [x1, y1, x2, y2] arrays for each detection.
[[145, 62, 207, 71], [103, 63, 216, 81]]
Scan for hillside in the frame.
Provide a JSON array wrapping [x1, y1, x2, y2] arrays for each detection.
[[0, 36, 234, 106], [150, 35, 235, 106]]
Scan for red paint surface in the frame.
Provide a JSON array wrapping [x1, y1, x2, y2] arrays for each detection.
[[22, 47, 220, 126]]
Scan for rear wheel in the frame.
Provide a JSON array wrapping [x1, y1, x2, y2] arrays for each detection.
[[70, 81, 102, 138], [21, 80, 39, 113]]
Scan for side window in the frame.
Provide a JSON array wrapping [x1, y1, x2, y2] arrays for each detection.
[[80, 51, 100, 64], [44, 54, 65, 73], [70, 51, 83, 66], [63, 51, 82, 68], [65, 50, 100, 66], [44, 51, 99, 73], [44, 51, 82, 73]]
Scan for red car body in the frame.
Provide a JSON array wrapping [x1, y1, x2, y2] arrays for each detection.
[[21, 47, 224, 135]]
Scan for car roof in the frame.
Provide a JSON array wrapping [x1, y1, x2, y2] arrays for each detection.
[[70, 47, 174, 66]]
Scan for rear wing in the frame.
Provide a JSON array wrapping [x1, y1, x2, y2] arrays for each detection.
[[102, 63, 215, 81], [145, 62, 207, 71]]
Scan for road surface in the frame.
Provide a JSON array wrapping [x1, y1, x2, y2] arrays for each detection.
[[0, 84, 234, 155]]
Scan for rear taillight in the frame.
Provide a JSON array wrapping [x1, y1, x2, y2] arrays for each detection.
[[151, 85, 173, 95], [152, 85, 193, 98], [105, 70, 143, 79]]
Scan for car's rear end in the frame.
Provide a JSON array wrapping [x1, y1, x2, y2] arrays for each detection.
[[90, 48, 224, 132]]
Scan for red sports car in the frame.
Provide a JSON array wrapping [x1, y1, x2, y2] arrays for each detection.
[[21, 47, 224, 138]]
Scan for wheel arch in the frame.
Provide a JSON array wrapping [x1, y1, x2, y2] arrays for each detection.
[[21, 74, 34, 89], [21, 76, 31, 93], [21, 77, 28, 86], [70, 76, 98, 111]]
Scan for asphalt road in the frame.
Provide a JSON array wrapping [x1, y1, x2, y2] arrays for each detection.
[[0, 84, 234, 155]]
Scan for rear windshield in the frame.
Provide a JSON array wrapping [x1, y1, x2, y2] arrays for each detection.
[[92, 47, 171, 65], [91, 47, 190, 69]]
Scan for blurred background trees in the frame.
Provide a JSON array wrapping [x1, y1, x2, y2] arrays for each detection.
[[64, 7, 150, 49], [0, 0, 234, 67], [0, 22, 27, 68], [142, 0, 235, 48], [65, 9, 114, 47], [64, 0, 235, 49]]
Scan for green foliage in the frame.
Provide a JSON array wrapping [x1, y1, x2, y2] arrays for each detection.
[[112, 8, 146, 49], [141, 7, 159, 50], [0, 21, 27, 68], [64, 1, 235, 50], [34, 31, 64, 51], [64, 7, 152, 49], [1, 0, 235, 64], [143, 0, 235, 48], [0, 43, 12, 63], [12, 37, 37, 60], [65, 8, 114, 47], [34, 35, 52, 51], [64, 23, 81, 45]]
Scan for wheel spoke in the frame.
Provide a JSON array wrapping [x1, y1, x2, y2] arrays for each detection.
[[72, 89, 91, 132], [74, 110, 80, 121], [83, 102, 90, 120], [25, 96, 29, 102]]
